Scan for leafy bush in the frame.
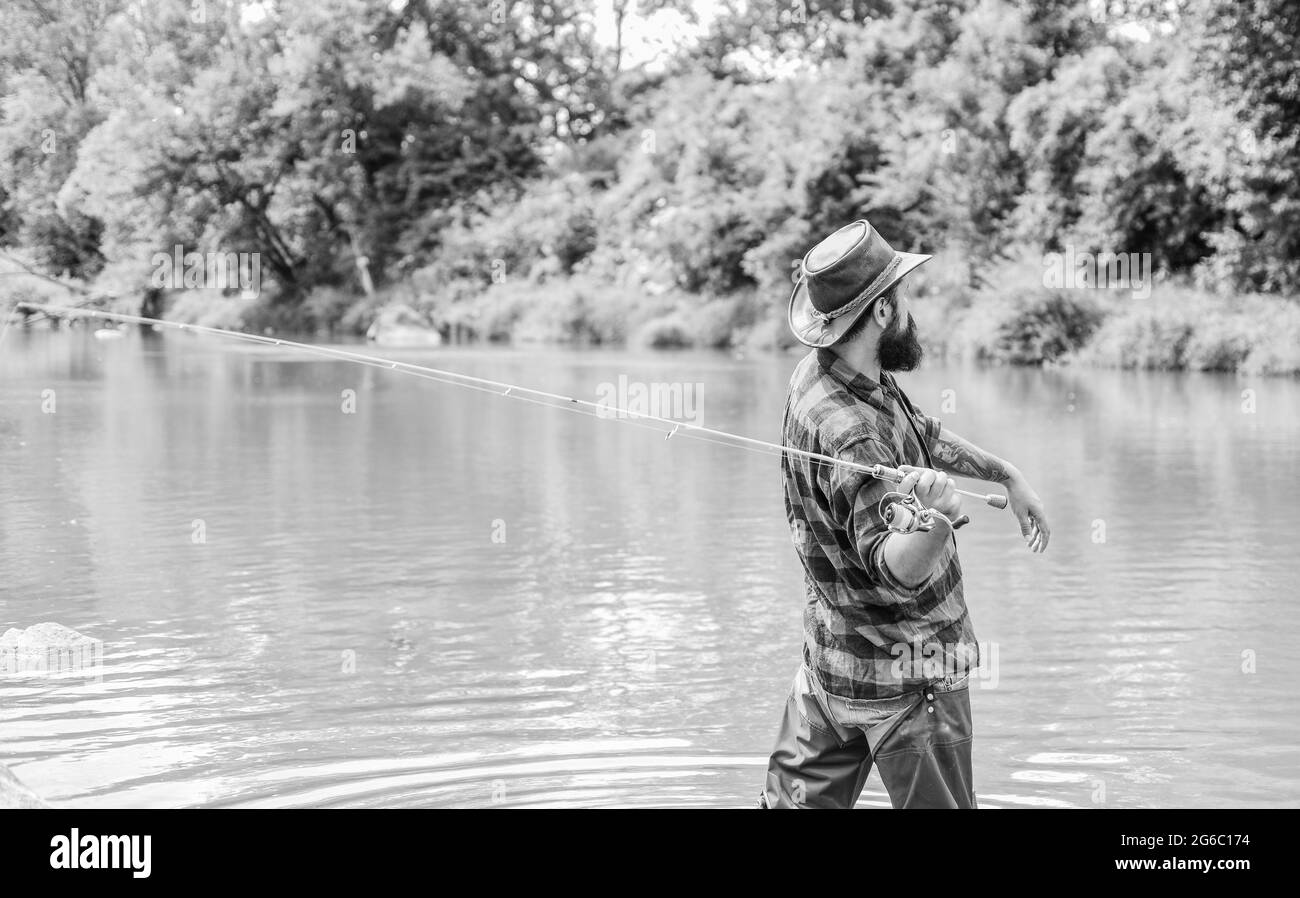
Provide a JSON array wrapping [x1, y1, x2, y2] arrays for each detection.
[[1078, 311, 1195, 370], [685, 293, 760, 349], [300, 286, 361, 333], [1180, 309, 1257, 372], [165, 290, 260, 331], [337, 290, 389, 336], [951, 287, 1106, 364], [631, 313, 693, 349], [436, 276, 649, 345], [419, 174, 601, 297], [0, 277, 72, 309], [742, 309, 800, 353], [1071, 289, 1300, 374], [1240, 309, 1300, 375], [995, 291, 1107, 364]]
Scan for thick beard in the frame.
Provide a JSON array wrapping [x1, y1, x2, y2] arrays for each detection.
[[878, 312, 923, 372]]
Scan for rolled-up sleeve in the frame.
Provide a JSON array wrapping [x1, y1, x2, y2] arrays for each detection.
[[829, 437, 935, 604], [919, 411, 943, 456]]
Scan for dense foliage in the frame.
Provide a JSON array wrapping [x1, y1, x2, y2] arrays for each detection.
[[1, 0, 1297, 369]]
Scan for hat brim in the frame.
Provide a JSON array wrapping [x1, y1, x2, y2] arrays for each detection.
[[787, 251, 932, 349]]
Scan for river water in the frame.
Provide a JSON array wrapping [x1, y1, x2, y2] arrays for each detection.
[[2, 325, 1297, 808]]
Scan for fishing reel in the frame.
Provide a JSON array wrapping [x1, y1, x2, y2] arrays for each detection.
[[879, 491, 970, 533]]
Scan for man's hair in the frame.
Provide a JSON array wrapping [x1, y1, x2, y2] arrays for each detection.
[[837, 283, 899, 345]]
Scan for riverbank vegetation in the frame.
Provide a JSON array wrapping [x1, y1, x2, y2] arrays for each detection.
[[2, 0, 1297, 374]]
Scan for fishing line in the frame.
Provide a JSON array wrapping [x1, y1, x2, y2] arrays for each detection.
[[10, 302, 1009, 513]]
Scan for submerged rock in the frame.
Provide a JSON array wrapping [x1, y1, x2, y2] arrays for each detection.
[[0, 764, 47, 809], [365, 303, 443, 347], [2, 621, 94, 650]]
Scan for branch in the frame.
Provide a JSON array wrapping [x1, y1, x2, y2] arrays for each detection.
[[0, 250, 95, 295]]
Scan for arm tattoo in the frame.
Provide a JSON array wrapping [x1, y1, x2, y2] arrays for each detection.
[[931, 427, 1015, 483]]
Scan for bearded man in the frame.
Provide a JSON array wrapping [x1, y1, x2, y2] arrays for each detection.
[[759, 220, 1050, 809]]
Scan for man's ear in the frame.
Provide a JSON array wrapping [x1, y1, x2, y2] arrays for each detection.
[[873, 293, 893, 327]]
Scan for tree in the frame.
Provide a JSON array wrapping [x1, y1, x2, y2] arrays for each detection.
[[1193, 0, 1300, 292], [0, 0, 125, 277]]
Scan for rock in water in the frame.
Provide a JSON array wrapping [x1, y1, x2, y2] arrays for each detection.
[[0, 764, 47, 808], [3, 621, 89, 647], [366, 303, 443, 347]]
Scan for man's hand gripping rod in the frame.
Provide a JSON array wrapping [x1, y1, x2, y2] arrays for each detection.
[[868, 463, 1008, 533]]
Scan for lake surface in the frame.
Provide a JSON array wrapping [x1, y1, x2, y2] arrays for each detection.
[[2, 324, 1298, 808]]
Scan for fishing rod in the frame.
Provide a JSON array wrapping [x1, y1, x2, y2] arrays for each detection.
[[12, 302, 1009, 528]]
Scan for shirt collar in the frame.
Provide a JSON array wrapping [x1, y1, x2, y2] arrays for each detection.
[[815, 348, 889, 403]]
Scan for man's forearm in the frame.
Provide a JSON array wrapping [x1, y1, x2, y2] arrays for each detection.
[[931, 426, 1018, 484], [877, 524, 951, 589]]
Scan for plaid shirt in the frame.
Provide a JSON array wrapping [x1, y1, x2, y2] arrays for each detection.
[[783, 349, 979, 700]]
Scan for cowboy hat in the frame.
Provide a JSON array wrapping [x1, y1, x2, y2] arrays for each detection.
[[787, 220, 931, 349]]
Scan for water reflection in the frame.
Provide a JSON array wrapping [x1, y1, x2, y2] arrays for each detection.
[[1, 329, 1298, 807]]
